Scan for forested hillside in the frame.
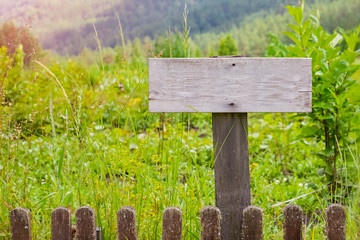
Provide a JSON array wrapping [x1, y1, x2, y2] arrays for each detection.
[[0, 0, 359, 55], [0, 0, 298, 54]]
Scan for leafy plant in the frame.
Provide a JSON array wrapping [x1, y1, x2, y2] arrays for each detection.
[[270, 1, 360, 195]]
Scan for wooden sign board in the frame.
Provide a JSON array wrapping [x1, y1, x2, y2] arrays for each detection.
[[149, 58, 312, 113]]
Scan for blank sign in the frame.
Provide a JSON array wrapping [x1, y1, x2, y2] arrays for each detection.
[[149, 57, 312, 113]]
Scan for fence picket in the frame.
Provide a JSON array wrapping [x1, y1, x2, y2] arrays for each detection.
[[51, 207, 72, 240], [117, 206, 137, 240], [283, 204, 302, 240], [326, 204, 346, 240], [242, 206, 263, 240], [162, 207, 183, 240], [10, 207, 32, 240], [8, 204, 348, 238], [200, 206, 221, 240], [76, 206, 97, 240]]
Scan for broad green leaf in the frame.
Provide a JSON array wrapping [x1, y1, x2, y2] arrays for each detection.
[[328, 89, 339, 104], [344, 31, 359, 51], [302, 19, 311, 31], [287, 46, 306, 57], [311, 32, 318, 43], [283, 31, 301, 46], [326, 47, 340, 60], [315, 71, 324, 76], [324, 148, 334, 158], [288, 24, 300, 35], [341, 50, 358, 64], [328, 34, 343, 48], [286, 5, 296, 19], [317, 114, 334, 121], [314, 102, 333, 111], [286, 5, 302, 25], [300, 126, 321, 138]]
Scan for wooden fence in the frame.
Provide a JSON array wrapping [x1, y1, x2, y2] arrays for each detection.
[[9, 204, 346, 240]]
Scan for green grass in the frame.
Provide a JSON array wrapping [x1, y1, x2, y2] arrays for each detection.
[[1, 52, 359, 238], [0, 21, 360, 240]]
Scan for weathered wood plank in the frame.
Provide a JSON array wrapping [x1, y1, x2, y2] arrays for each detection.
[[117, 206, 137, 240], [51, 207, 72, 240], [242, 206, 263, 240], [213, 113, 251, 240], [326, 204, 346, 240], [149, 58, 312, 113], [283, 205, 303, 240], [200, 206, 221, 240], [162, 207, 183, 240], [76, 207, 97, 240], [10, 207, 32, 240]]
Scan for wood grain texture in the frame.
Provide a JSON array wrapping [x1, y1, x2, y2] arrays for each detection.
[[51, 207, 72, 240], [283, 205, 303, 240], [162, 207, 183, 240], [200, 206, 221, 240], [117, 206, 137, 240], [149, 58, 312, 113], [326, 204, 346, 240], [10, 207, 32, 240], [75, 207, 97, 240], [213, 113, 251, 240], [242, 206, 263, 240]]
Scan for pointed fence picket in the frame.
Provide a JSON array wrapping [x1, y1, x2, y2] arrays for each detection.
[[9, 204, 346, 239]]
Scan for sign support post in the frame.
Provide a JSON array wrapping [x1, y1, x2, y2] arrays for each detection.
[[213, 113, 250, 239]]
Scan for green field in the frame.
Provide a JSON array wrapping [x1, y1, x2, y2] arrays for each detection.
[[1, 1, 360, 239]]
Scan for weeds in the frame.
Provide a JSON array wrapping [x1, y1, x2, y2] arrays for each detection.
[[0, 4, 359, 239]]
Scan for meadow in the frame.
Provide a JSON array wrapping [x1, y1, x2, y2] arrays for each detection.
[[1, 2, 360, 239]]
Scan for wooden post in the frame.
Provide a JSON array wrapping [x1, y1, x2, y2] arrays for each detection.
[[242, 206, 263, 240], [326, 204, 346, 240], [51, 207, 72, 240], [213, 113, 250, 239], [117, 206, 137, 240], [76, 206, 97, 240], [10, 207, 32, 240], [200, 206, 221, 240], [162, 207, 183, 240], [283, 205, 303, 240], [148, 57, 312, 239]]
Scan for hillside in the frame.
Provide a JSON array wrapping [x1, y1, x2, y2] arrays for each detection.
[[0, 0, 298, 55], [1, 0, 360, 56]]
